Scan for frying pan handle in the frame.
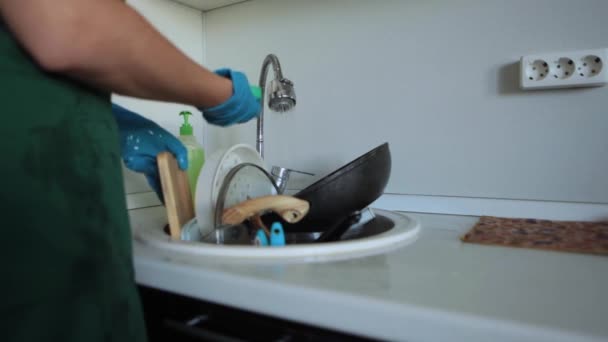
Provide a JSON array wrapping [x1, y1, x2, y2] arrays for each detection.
[[222, 195, 310, 225]]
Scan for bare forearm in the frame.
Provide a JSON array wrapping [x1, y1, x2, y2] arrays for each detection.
[[0, 0, 231, 108]]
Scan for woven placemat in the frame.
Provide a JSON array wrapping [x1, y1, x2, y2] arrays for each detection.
[[461, 216, 608, 255]]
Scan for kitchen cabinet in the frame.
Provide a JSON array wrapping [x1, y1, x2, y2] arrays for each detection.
[[172, 0, 247, 11], [139, 286, 372, 341]]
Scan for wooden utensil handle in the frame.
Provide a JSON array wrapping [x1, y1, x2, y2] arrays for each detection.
[[222, 195, 310, 225], [157, 152, 194, 240]]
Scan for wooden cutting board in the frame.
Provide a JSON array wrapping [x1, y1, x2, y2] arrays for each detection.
[[157, 152, 194, 240], [462, 216, 608, 256]]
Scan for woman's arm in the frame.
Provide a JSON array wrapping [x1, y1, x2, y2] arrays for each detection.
[[0, 0, 232, 108]]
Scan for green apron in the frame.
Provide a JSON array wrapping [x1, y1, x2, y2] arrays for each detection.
[[0, 23, 146, 342]]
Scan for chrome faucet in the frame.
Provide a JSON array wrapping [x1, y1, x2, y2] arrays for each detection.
[[256, 54, 305, 193], [256, 54, 296, 159]]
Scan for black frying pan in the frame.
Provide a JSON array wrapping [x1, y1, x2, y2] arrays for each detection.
[[262, 143, 391, 232]]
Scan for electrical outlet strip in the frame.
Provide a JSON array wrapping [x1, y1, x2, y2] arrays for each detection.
[[520, 48, 607, 90]]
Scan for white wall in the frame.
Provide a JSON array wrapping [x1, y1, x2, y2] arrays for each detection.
[[115, 0, 205, 195], [203, 0, 608, 205]]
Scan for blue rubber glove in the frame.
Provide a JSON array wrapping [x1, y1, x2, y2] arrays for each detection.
[[200, 69, 261, 126], [112, 103, 188, 202]]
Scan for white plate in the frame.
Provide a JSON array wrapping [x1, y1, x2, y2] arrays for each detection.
[[194, 144, 267, 236], [215, 163, 279, 220]]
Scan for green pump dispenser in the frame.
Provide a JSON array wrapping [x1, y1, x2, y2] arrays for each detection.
[[178, 111, 205, 198], [179, 111, 194, 136]]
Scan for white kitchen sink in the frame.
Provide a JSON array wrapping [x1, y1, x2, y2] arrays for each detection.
[[134, 209, 420, 262]]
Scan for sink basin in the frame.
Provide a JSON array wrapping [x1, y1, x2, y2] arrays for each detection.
[[135, 209, 419, 261]]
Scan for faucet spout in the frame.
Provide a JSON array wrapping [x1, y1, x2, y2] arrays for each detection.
[[256, 54, 296, 159]]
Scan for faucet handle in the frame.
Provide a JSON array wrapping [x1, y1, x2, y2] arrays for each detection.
[[292, 169, 315, 176], [271, 166, 314, 194], [273, 167, 314, 176], [271, 166, 314, 178]]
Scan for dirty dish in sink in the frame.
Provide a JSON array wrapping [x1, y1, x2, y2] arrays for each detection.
[[263, 142, 391, 232], [195, 144, 268, 236], [214, 163, 308, 226], [213, 163, 280, 227]]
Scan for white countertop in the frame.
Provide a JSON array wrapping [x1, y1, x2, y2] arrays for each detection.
[[130, 206, 608, 342]]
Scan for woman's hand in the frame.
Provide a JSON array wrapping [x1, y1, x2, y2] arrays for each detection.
[[200, 69, 261, 126], [112, 103, 187, 202]]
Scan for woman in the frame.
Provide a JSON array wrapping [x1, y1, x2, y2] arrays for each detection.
[[0, 0, 259, 341]]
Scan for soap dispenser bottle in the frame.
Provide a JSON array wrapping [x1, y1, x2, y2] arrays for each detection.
[[178, 111, 205, 198]]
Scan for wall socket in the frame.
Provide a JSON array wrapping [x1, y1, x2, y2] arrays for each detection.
[[520, 48, 607, 90]]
